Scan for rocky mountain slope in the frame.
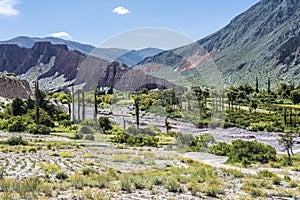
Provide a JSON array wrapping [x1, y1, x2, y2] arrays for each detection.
[[0, 37, 163, 69], [0, 42, 176, 91], [133, 0, 300, 88], [115, 48, 163, 67], [0, 74, 32, 99]]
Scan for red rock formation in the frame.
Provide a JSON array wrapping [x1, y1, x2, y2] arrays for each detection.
[[0, 74, 32, 99]]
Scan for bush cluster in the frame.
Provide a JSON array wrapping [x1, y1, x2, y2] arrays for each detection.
[[211, 139, 277, 164], [5, 136, 28, 146], [113, 126, 159, 147]]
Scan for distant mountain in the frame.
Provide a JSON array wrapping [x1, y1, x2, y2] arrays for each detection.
[[0, 42, 177, 91], [1, 36, 95, 55], [134, 0, 300, 88], [0, 36, 163, 68], [115, 48, 163, 67]]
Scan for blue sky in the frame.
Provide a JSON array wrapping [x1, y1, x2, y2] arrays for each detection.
[[0, 0, 260, 48]]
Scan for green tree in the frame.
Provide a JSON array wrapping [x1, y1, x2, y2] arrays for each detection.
[[278, 132, 296, 165], [12, 97, 26, 116], [291, 89, 300, 104]]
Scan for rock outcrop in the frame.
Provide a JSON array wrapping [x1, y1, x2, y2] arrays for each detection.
[[0, 74, 32, 99]]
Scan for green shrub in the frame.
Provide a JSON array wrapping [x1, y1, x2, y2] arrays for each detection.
[[27, 109, 54, 128], [272, 176, 281, 185], [6, 116, 32, 132], [194, 119, 209, 128], [0, 166, 4, 179], [257, 170, 276, 178], [210, 142, 231, 156], [191, 133, 215, 150], [250, 188, 263, 197], [70, 174, 86, 189], [202, 184, 224, 197], [79, 126, 94, 134], [98, 117, 113, 133], [127, 126, 141, 136], [55, 170, 69, 180], [84, 134, 95, 141], [175, 132, 194, 146], [57, 113, 70, 121], [81, 119, 101, 131], [229, 140, 276, 164], [121, 176, 135, 192], [59, 119, 72, 127], [82, 167, 95, 175], [211, 139, 276, 164], [70, 133, 83, 140], [6, 136, 28, 146], [112, 132, 158, 147], [164, 178, 181, 193], [27, 124, 51, 135]]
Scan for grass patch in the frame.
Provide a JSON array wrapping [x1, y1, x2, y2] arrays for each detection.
[[58, 151, 75, 158]]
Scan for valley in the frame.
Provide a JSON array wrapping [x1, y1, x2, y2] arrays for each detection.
[[0, 0, 300, 199]]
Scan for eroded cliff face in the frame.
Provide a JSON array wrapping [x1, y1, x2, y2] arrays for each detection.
[[0, 75, 32, 99], [0, 42, 178, 91]]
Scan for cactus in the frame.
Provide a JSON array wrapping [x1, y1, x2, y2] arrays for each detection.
[[77, 90, 81, 121], [82, 91, 85, 121], [134, 95, 140, 128], [94, 85, 98, 119], [267, 77, 271, 94], [290, 107, 293, 127], [34, 80, 40, 125], [284, 107, 287, 127], [72, 86, 75, 121]]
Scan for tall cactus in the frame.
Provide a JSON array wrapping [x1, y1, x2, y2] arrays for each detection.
[[34, 80, 40, 125], [290, 107, 293, 127], [82, 91, 85, 121], [267, 77, 271, 94], [77, 90, 81, 121], [94, 85, 98, 120], [255, 76, 259, 93], [72, 86, 75, 121], [284, 107, 287, 127], [134, 94, 140, 128]]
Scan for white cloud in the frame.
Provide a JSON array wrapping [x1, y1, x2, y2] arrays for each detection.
[[0, 0, 19, 17], [113, 6, 130, 15], [49, 32, 72, 40]]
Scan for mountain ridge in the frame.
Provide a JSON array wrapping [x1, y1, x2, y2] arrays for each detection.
[[132, 0, 300, 87], [0, 41, 177, 92]]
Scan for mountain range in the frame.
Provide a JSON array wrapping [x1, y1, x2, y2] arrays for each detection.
[[132, 0, 300, 88], [0, 36, 163, 68], [0, 0, 300, 92], [0, 41, 175, 92]]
